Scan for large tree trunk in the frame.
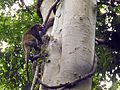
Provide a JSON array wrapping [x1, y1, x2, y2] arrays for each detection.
[[40, 0, 97, 90]]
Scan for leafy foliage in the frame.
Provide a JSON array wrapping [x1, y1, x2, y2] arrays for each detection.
[[95, 0, 120, 89], [0, 0, 41, 89]]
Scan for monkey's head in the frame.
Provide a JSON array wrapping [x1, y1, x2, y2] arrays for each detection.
[[31, 24, 43, 32]]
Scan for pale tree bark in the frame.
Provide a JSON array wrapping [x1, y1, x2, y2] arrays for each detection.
[[40, 0, 97, 90]]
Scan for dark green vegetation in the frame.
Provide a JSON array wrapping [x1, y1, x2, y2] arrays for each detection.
[[0, 0, 41, 89], [95, 0, 120, 89], [0, 0, 120, 90]]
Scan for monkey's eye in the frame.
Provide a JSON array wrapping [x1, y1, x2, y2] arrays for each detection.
[[37, 26, 42, 30]]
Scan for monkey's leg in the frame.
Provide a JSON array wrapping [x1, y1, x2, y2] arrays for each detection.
[[28, 40, 40, 55], [33, 45, 40, 55], [24, 41, 39, 82], [32, 60, 37, 75], [24, 46, 31, 82]]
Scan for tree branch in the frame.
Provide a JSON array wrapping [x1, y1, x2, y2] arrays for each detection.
[[20, 0, 33, 16], [31, 65, 40, 90], [36, 0, 43, 22], [95, 38, 107, 45]]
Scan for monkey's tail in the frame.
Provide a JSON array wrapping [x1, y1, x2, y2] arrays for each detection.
[[25, 55, 30, 83]]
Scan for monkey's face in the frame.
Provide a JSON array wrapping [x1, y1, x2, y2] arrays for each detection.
[[34, 24, 43, 32], [34, 24, 43, 36]]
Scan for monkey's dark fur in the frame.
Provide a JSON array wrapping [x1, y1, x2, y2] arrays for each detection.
[[22, 18, 54, 82], [22, 24, 43, 82], [22, 0, 59, 88]]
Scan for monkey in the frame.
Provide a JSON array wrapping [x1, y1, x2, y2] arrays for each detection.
[[22, 17, 54, 82], [22, 0, 60, 86], [30, 0, 60, 89], [22, 24, 43, 82]]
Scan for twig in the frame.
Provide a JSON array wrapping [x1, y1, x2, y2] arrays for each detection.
[[20, 0, 33, 16], [31, 65, 40, 90]]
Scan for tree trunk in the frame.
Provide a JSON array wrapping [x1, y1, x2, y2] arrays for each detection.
[[40, 0, 97, 90]]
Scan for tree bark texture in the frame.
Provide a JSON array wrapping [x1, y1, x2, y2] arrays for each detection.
[[40, 0, 97, 90]]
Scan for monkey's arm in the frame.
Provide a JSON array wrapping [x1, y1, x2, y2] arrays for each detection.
[[22, 34, 41, 82], [43, 0, 60, 26], [40, 17, 54, 36], [36, 0, 58, 23], [36, 0, 60, 38], [24, 43, 31, 82], [38, 0, 60, 38]]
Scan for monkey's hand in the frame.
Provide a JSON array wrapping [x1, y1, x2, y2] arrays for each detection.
[[42, 35, 50, 45]]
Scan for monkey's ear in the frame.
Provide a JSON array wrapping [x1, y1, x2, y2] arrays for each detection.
[[31, 24, 39, 30], [37, 25, 42, 31]]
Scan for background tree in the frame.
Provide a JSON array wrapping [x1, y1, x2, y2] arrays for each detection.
[[95, 0, 120, 89], [0, 0, 120, 90]]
